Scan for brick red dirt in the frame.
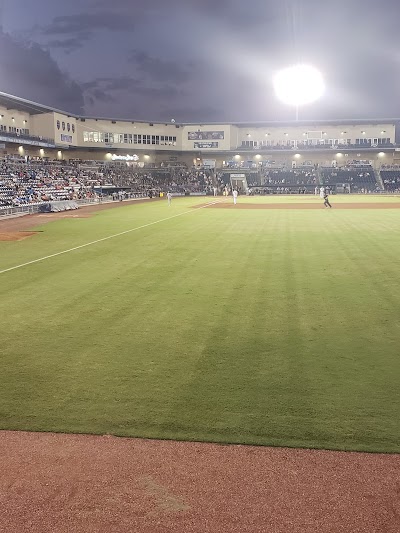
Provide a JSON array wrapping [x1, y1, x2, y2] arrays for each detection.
[[0, 431, 399, 533], [194, 202, 400, 209], [0, 231, 38, 242]]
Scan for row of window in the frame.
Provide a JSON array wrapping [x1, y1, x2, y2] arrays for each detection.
[[241, 137, 392, 147], [355, 138, 391, 145], [56, 121, 75, 134], [83, 132, 177, 146], [0, 125, 30, 135]]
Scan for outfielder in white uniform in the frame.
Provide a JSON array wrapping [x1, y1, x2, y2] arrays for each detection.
[[233, 189, 238, 205], [167, 192, 172, 206], [319, 187, 325, 199]]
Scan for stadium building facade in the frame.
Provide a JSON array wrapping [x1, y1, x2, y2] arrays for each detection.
[[0, 91, 399, 170]]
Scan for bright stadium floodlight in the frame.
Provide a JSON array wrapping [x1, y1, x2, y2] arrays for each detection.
[[273, 64, 325, 119]]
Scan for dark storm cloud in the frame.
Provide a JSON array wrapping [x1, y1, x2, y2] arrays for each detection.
[[0, 29, 84, 113], [85, 76, 180, 97], [43, 12, 134, 35], [82, 76, 182, 117], [128, 51, 191, 83], [93, 0, 265, 29], [164, 105, 223, 123], [5, 0, 400, 121], [93, 0, 230, 12], [46, 35, 91, 54]]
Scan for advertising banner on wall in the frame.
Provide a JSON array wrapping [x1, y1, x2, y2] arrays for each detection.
[[202, 159, 216, 168], [0, 135, 55, 147], [194, 142, 219, 149], [189, 131, 224, 140]]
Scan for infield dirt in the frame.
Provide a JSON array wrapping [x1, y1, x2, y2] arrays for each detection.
[[1, 431, 399, 533]]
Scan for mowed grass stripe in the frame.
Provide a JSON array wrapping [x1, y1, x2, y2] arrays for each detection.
[[0, 198, 223, 274], [0, 201, 399, 452], [159, 210, 400, 449]]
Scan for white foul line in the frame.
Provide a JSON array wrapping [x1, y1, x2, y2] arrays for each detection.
[[0, 199, 225, 276]]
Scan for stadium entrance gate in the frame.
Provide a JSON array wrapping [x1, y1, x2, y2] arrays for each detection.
[[230, 173, 248, 194]]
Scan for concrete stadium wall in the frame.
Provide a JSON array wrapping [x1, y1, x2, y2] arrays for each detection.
[[0, 105, 31, 133], [75, 118, 183, 151], [53, 112, 78, 147], [237, 123, 396, 148], [0, 94, 397, 168], [1, 144, 393, 169], [30, 113, 56, 140], [29, 112, 77, 146], [180, 124, 233, 151]]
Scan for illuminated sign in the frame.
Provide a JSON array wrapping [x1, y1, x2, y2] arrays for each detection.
[[194, 142, 219, 149], [111, 154, 139, 161], [189, 131, 224, 140]]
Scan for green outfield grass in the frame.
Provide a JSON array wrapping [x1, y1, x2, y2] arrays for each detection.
[[0, 196, 400, 452]]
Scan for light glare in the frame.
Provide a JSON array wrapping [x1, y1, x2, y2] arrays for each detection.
[[273, 64, 325, 107]]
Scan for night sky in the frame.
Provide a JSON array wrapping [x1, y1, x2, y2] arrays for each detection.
[[0, 0, 399, 122]]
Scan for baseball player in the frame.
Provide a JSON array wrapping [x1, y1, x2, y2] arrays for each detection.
[[323, 191, 332, 208], [232, 189, 238, 205], [167, 191, 172, 206]]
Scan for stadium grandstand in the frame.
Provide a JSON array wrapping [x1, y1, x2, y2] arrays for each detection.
[[1, 90, 400, 213]]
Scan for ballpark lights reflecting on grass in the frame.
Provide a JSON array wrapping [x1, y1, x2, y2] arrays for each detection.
[[273, 64, 325, 107]]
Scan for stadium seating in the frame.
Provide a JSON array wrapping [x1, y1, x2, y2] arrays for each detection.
[[0, 157, 213, 210], [380, 169, 400, 192], [0, 158, 100, 209], [261, 169, 317, 187], [320, 166, 379, 192], [104, 165, 212, 194]]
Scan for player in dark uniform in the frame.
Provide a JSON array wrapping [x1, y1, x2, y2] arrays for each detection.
[[323, 191, 332, 208]]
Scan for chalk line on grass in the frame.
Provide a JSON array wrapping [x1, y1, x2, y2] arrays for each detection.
[[0, 199, 225, 275]]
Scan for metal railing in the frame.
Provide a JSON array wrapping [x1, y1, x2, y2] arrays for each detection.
[[0, 131, 55, 147], [0, 193, 154, 219]]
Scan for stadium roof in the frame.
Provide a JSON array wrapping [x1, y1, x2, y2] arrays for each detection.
[[0, 91, 78, 117], [0, 90, 399, 126]]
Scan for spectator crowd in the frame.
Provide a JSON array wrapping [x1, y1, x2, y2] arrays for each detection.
[[0, 157, 213, 210]]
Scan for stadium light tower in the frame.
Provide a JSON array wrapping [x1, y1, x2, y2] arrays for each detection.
[[273, 64, 325, 120]]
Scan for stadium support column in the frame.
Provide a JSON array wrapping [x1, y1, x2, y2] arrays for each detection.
[[315, 165, 323, 186], [375, 168, 384, 191]]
